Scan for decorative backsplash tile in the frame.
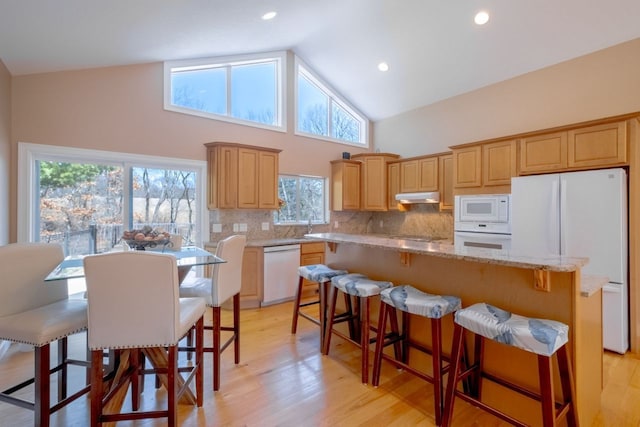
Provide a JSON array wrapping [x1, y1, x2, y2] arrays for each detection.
[[207, 206, 453, 243]]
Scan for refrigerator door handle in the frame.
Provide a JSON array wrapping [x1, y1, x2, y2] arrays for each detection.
[[549, 179, 560, 254], [560, 177, 567, 255]]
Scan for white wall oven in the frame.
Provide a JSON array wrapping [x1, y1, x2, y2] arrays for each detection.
[[454, 194, 511, 250]]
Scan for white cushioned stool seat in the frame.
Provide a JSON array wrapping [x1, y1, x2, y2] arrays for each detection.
[[380, 285, 461, 319], [0, 299, 87, 346], [331, 273, 393, 297], [179, 277, 214, 305], [298, 264, 348, 283], [454, 302, 569, 357]]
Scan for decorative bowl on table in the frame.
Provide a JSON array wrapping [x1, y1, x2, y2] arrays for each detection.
[[122, 227, 171, 251]]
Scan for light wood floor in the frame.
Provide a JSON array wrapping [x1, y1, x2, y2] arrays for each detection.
[[1, 301, 639, 426]]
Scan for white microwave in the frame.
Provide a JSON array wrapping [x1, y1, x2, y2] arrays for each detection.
[[454, 194, 511, 234]]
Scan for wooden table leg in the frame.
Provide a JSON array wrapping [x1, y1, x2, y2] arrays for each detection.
[[142, 347, 196, 405]]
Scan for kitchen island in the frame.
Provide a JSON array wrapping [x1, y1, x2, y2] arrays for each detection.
[[305, 232, 602, 426]]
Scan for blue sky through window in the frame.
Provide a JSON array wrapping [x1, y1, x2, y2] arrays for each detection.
[[170, 60, 277, 126]]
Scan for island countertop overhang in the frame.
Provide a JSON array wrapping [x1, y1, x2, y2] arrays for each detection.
[[304, 232, 588, 273]]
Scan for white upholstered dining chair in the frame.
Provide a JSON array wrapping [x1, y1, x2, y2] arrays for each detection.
[[179, 234, 246, 390], [83, 251, 206, 427], [0, 242, 89, 427]]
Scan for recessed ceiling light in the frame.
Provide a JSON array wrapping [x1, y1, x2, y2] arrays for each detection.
[[474, 11, 490, 25], [262, 11, 277, 20], [378, 62, 389, 72]]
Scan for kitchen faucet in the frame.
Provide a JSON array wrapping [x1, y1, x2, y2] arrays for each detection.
[[307, 218, 313, 234]]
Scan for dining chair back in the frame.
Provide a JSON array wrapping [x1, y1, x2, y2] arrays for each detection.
[[0, 242, 89, 427], [179, 234, 246, 390], [83, 251, 206, 427]]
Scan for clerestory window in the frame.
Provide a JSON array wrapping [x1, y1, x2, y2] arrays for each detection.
[[164, 51, 285, 131], [295, 58, 368, 146]]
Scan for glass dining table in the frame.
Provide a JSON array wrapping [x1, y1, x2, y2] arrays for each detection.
[[45, 245, 225, 284], [44, 245, 225, 407]]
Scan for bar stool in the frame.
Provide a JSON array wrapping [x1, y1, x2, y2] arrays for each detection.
[[291, 264, 347, 346], [442, 303, 578, 427], [371, 285, 461, 426], [322, 273, 393, 384]]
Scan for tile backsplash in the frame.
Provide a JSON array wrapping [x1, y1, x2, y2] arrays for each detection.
[[207, 205, 452, 243]]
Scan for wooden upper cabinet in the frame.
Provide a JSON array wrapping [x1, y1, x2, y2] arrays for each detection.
[[452, 145, 482, 188], [387, 161, 401, 211], [237, 148, 260, 208], [438, 154, 453, 210], [205, 142, 281, 209], [351, 153, 400, 211], [399, 156, 438, 192], [568, 121, 627, 168], [330, 160, 361, 211], [519, 132, 568, 174], [519, 120, 628, 174], [482, 140, 517, 186], [257, 150, 279, 209]]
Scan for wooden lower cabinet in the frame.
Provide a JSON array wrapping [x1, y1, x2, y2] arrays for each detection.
[[299, 242, 325, 299], [205, 244, 263, 308]]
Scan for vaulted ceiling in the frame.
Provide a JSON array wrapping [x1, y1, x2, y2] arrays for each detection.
[[1, 0, 639, 121]]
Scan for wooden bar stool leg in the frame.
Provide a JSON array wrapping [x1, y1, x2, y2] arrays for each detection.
[[557, 346, 579, 426], [538, 354, 556, 426], [388, 306, 402, 360], [371, 303, 389, 387], [442, 324, 465, 427], [431, 318, 444, 426], [322, 285, 339, 355], [360, 296, 370, 384], [34, 345, 51, 427], [402, 311, 410, 364], [291, 276, 305, 334], [471, 334, 484, 399]]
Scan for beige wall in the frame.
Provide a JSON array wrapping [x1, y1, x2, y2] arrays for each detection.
[[0, 60, 10, 244], [9, 61, 370, 241], [374, 37, 640, 156]]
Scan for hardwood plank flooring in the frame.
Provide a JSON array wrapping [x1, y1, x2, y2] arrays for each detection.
[[1, 301, 639, 426]]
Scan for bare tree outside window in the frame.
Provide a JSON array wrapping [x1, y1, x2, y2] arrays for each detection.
[[276, 175, 326, 224]]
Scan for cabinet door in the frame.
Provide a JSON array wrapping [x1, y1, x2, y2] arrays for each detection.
[[438, 154, 453, 210], [387, 162, 401, 211], [361, 156, 390, 211], [241, 247, 262, 306], [258, 151, 279, 209], [399, 160, 419, 193], [418, 157, 438, 191], [568, 121, 627, 168], [331, 160, 361, 211], [300, 242, 325, 298], [519, 132, 567, 174], [208, 145, 238, 209], [482, 140, 517, 186], [453, 146, 482, 188], [237, 148, 260, 208]]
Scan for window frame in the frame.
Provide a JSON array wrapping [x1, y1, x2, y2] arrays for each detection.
[[17, 142, 209, 247], [164, 51, 287, 132], [294, 56, 369, 147], [274, 174, 329, 226]]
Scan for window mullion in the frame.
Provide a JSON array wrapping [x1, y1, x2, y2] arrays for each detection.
[[226, 65, 232, 115]]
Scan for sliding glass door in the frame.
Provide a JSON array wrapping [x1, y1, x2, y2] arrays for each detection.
[[19, 143, 208, 257]]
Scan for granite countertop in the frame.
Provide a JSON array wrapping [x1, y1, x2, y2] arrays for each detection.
[[303, 232, 589, 273], [205, 238, 310, 248]]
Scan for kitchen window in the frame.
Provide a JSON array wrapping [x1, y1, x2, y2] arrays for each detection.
[[164, 51, 286, 131], [295, 58, 369, 146], [275, 175, 328, 225]]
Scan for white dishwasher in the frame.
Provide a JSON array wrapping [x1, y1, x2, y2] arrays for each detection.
[[262, 244, 301, 306]]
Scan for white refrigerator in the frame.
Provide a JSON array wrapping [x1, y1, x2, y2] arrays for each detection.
[[511, 168, 628, 353]]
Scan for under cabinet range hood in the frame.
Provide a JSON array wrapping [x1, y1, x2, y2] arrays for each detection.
[[395, 192, 440, 204]]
